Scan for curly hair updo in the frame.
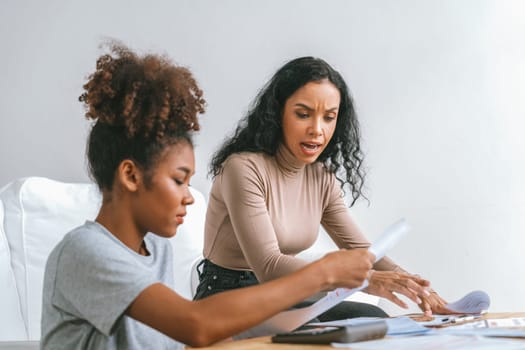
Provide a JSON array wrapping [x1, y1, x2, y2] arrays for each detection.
[[79, 41, 206, 191]]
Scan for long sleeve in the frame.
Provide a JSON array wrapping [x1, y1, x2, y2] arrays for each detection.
[[204, 154, 310, 282], [203, 149, 406, 284], [320, 175, 404, 272]]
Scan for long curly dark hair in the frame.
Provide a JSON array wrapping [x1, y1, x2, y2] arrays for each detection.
[[209, 56, 365, 205], [79, 41, 205, 190]]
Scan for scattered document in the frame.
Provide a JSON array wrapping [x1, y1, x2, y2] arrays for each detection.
[[326, 316, 525, 348], [310, 316, 430, 336], [436, 317, 525, 335], [234, 219, 410, 339], [332, 334, 525, 350], [444, 290, 491, 314], [485, 317, 525, 328], [440, 327, 525, 339], [417, 314, 483, 327]]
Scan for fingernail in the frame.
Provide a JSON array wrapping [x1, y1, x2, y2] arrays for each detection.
[[424, 289, 431, 296]]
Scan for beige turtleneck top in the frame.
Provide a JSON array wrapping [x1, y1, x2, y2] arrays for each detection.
[[203, 145, 402, 282]]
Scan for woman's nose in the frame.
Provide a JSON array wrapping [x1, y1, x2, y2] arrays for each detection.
[[183, 189, 195, 205], [308, 118, 322, 136]]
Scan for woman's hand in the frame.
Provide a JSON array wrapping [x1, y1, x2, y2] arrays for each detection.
[[321, 249, 375, 290], [418, 289, 451, 315], [364, 271, 431, 309]]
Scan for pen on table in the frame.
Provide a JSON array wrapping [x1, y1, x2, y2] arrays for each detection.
[[451, 315, 477, 323]]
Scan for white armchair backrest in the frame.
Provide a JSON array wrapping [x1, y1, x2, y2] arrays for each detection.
[[0, 195, 27, 340]]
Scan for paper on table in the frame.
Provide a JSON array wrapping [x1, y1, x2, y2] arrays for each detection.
[[332, 334, 525, 350], [444, 290, 491, 314], [434, 317, 525, 332], [485, 317, 525, 328], [440, 327, 525, 339], [234, 219, 410, 339], [417, 313, 486, 327], [309, 316, 431, 336]]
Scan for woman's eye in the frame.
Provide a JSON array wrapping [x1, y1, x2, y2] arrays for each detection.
[[296, 112, 308, 119], [324, 115, 336, 122], [174, 179, 184, 185]]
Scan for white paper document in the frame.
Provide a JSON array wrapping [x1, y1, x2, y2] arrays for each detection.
[[235, 219, 410, 339], [310, 316, 430, 336], [440, 327, 525, 339], [444, 290, 491, 314], [448, 317, 525, 331], [332, 334, 525, 350]]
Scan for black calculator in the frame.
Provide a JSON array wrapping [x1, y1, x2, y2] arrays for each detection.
[[271, 320, 388, 344]]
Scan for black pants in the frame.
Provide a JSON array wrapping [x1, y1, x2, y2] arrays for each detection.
[[193, 259, 388, 321]]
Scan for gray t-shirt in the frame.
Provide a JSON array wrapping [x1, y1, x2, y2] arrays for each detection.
[[41, 221, 183, 349]]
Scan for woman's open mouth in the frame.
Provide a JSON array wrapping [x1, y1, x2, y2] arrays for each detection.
[[300, 142, 321, 155]]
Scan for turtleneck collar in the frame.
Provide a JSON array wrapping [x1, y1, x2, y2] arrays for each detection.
[[275, 143, 305, 177]]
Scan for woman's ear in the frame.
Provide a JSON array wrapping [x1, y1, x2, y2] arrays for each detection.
[[117, 159, 142, 192]]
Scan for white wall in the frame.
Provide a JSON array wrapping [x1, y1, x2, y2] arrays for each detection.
[[1, 0, 524, 312]]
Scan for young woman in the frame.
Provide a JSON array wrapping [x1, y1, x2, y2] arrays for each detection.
[[40, 43, 377, 349], [195, 56, 450, 320]]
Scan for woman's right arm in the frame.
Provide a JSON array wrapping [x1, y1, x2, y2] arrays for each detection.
[[127, 248, 374, 347]]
